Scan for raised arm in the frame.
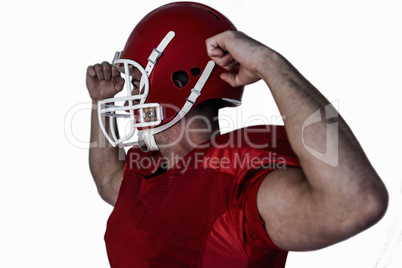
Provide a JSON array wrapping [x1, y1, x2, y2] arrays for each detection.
[[206, 31, 388, 251], [86, 62, 126, 206]]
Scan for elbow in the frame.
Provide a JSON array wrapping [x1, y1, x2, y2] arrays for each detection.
[[325, 179, 389, 245], [367, 185, 388, 225], [356, 179, 389, 230], [90, 168, 122, 207], [97, 183, 117, 206]]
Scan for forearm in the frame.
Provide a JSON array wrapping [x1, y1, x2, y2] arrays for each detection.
[[260, 50, 346, 168], [259, 49, 387, 209], [89, 101, 125, 204], [207, 30, 387, 250]]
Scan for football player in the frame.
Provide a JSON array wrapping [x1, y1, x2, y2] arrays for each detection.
[[86, 2, 388, 267]]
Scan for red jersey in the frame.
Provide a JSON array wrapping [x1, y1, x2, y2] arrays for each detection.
[[105, 125, 300, 267]]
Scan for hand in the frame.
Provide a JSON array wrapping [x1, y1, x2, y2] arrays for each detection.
[[206, 31, 269, 87], [86, 61, 125, 101]]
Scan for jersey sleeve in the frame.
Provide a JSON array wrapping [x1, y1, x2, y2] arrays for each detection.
[[244, 175, 284, 251], [230, 125, 301, 253]]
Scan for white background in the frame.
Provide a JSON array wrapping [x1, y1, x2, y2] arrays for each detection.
[[1, 0, 401, 267]]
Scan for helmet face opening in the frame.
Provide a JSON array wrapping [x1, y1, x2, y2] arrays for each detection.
[[97, 2, 244, 150], [98, 56, 164, 147]]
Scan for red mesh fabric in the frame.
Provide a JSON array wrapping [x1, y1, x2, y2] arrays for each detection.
[[105, 168, 234, 267], [104, 125, 300, 267]]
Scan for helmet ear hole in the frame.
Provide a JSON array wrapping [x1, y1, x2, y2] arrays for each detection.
[[172, 70, 189, 88], [190, 67, 201, 77]]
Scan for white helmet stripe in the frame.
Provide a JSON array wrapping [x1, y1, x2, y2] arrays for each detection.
[[139, 31, 176, 93], [152, 60, 215, 135]]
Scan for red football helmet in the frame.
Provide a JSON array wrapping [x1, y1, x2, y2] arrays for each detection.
[[98, 2, 244, 151]]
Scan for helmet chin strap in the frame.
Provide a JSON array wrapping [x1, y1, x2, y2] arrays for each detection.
[[138, 60, 215, 152], [137, 129, 159, 152], [105, 31, 215, 152], [112, 31, 176, 151]]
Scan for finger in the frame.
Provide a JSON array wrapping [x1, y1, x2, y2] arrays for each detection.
[[102, 61, 112, 81], [208, 46, 226, 58], [206, 32, 241, 71], [206, 32, 228, 57], [218, 53, 239, 71], [131, 67, 142, 80], [220, 72, 240, 88], [86, 65, 96, 77], [111, 65, 120, 77], [113, 77, 125, 93], [94, 64, 105, 80]]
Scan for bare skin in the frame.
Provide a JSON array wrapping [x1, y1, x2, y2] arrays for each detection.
[[86, 31, 388, 251], [86, 62, 221, 203], [154, 101, 222, 170], [87, 62, 125, 205], [206, 30, 388, 251]]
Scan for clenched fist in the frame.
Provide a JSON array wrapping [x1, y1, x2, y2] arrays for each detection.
[[86, 61, 125, 101]]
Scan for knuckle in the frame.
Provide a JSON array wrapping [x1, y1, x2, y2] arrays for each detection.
[[94, 64, 102, 72], [103, 66, 111, 73], [86, 65, 95, 76], [102, 62, 111, 73]]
